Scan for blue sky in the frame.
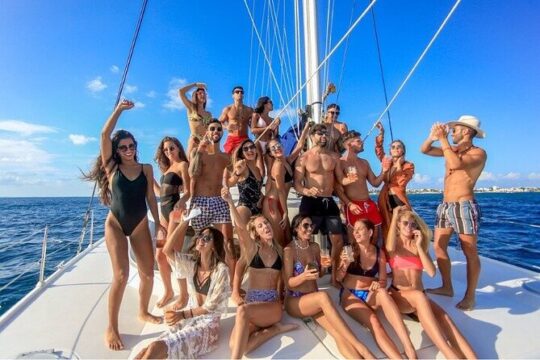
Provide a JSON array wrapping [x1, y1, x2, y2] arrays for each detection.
[[0, 0, 538, 197]]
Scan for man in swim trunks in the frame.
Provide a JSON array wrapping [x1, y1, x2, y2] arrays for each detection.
[[421, 115, 487, 311], [219, 86, 254, 154], [294, 123, 345, 287], [189, 120, 235, 280], [335, 130, 391, 243]]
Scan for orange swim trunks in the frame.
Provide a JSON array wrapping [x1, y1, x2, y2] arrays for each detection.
[[224, 135, 249, 154]]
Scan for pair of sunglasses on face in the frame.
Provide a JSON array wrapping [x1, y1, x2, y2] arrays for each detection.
[[118, 143, 136, 152]]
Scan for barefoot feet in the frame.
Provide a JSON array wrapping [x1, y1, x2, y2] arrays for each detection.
[[456, 296, 475, 311], [139, 312, 163, 324], [171, 294, 188, 311], [156, 291, 174, 308], [426, 286, 454, 297], [105, 326, 124, 351]]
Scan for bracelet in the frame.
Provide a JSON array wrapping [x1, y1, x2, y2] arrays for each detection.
[[190, 309, 194, 318]]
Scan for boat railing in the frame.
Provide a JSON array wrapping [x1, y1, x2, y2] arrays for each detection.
[[0, 209, 96, 295]]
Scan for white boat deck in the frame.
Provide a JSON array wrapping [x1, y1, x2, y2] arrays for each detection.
[[1, 237, 539, 359]]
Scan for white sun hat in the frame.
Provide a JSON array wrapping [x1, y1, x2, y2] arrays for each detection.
[[447, 115, 486, 138]]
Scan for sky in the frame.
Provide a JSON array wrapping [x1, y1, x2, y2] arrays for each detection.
[[0, 0, 539, 197]]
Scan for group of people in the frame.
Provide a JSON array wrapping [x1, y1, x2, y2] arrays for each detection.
[[86, 82, 487, 359]]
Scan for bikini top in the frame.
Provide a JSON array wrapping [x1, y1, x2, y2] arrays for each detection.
[[347, 246, 380, 278], [193, 266, 212, 296], [160, 172, 183, 187], [160, 172, 182, 204], [293, 243, 319, 276], [271, 164, 294, 184], [188, 109, 213, 127], [388, 255, 423, 271], [249, 246, 282, 271]]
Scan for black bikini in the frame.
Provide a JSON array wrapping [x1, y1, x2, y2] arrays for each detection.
[[238, 168, 262, 215], [110, 165, 148, 236], [160, 172, 183, 221], [193, 266, 212, 296], [249, 247, 283, 271], [347, 246, 380, 278]]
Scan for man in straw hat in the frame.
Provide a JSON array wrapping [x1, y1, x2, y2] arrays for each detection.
[[421, 115, 487, 311]]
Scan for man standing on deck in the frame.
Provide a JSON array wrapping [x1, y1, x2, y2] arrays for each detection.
[[335, 130, 391, 243], [189, 120, 235, 281], [294, 123, 345, 287], [219, 86, 254, 154], [421, 115, 487, 311], [323, 104, 348, 152]]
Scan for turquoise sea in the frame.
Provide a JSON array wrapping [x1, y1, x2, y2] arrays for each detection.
[[0, 193, 539, 316]]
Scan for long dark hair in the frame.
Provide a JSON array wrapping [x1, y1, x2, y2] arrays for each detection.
[[154, 136, 188, 173], [351, 219, 375, 262], [191, 88, 207, 110], [254, 96, 271, 114], [233, 139, 257, 164], [188, 226, 226, 270], [291, 214, 312, 239], [83, 130, 138, 206]]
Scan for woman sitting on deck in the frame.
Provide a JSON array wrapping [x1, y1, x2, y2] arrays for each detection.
[[153, 136, 191, 310], [283, 214, 374, 359], [386, 206, 476, 359], [136, 213, 230, 359], [222, 188, 297, 359], [84, 99, 164, 351], [337, 219, 417, 359], [262, 121, 310, 246]]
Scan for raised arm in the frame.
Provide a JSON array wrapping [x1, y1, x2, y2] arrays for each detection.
[[366, 158, 391, 188], [221, 187, 252, 253], [414, 230, 436, 277], [100, 100, 134, 173], [375, 122, 385, 161], [163, 212, 190, 261], [385, 206, 402, 253], [178, 82, 205, 112], [288, 120, 310, 163], [421, 123, 444, 157]]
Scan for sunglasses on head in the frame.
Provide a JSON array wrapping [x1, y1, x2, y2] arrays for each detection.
[[401, 220, 418, 229], [208, 126, 222, 132], [118, 143, 136, 152], [270, 143, 282, 151], [301, 223, 314, 230], [242, 144, 256, 152]]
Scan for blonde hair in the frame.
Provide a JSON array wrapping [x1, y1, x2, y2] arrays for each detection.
[[244, 214, 283, 262], [396, 209, 432, 252]]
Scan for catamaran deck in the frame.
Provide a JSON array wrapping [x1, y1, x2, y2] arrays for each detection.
[[1, 235, 539, 359]]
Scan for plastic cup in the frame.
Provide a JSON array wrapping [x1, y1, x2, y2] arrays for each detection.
[[343, 245, 355, 262], [347, 166, 357, 175], [320, 249, 331, 267]]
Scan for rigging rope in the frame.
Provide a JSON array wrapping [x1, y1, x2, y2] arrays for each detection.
[[370, 6, 394, 142], [336, 0, 357, 102], [363, 0, 462, 141]]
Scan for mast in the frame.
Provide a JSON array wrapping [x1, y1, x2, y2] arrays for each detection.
[[302, 0, 322, 124]]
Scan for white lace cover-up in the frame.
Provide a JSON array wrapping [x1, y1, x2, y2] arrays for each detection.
[[158, 254, 230, 359]]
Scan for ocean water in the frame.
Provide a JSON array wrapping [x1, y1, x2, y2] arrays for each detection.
[[0, 193, 539, 316]]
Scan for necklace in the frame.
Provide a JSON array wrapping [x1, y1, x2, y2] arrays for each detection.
[[295, 239, 309, 250]]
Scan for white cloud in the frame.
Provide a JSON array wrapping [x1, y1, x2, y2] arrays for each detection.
[[68, 134, 97, 145], [502, 172, 521, 180], [0, 120, 57, 136], [87, 76, 107, 93], [0, 139, 54, 168], [146, 90, 157, 98], [412, 173, 431, 184], [479, 171, 497, 181], [437, 177, 444, 184], [124, 84, 138, 94], [528, 172, 540, 180], [135, 101, 146, 108], [163, 78, 187, 110], [110, 65, 119, 73]]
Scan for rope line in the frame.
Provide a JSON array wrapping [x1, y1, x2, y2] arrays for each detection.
[[364, 0, 462, 141], [336, 0, 357, 102]]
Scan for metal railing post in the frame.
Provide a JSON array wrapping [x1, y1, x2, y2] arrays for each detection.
[[89, 210, 94, 246], [38, 226, 48, 286]]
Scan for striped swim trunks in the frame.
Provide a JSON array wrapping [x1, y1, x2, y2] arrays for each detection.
[[435, 200, 481, 235]]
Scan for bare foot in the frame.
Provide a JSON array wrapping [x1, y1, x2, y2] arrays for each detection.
[[456, 297, 475, 311], [104, 327, 124, 351], [139, 312, 163, 324], [156, 291, 174, 308], [171, 295, 188, 311], [426, 286, 454, 297]]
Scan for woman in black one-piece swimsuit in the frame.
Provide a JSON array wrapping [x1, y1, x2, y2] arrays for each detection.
[[85, 100, 165, 351], [154, 136, 191, 310]]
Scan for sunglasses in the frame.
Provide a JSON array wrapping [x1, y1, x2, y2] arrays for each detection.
[[234, 90, 244, 94], [301, 223, 314, 230], [163, 146, 176, 152], [315, 131, 328, 136], [208, 126, 223, 132], [270, 143, 282, 151], [197, 234, 213, 243], [391, 144, 403, 149], [328, 111, 340, 116], [118, 143, 136, 152], [242, 144, 256, 152], [401, 220, 418, 229]]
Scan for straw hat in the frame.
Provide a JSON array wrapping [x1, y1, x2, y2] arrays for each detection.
[[447, 115, 485, 138]]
